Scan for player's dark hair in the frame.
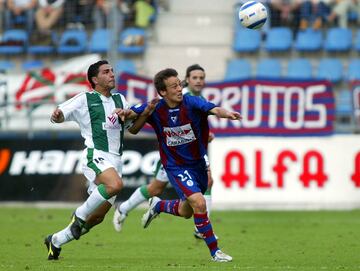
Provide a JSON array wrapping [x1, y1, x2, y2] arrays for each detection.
[[153, 68, 178, 96], [183, 64, 205, 87], [87, 60, 109, 88]]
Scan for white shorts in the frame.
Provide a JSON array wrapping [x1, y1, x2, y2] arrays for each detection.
[[82, 148, 123, 205], [153, 154, 210, 182], [153, 158, 169, 183]]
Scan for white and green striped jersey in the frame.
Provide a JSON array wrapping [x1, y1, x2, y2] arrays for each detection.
[[58, 91, 130, 156]]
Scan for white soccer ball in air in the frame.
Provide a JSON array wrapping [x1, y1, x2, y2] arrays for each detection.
[[238, 1, 268, 30]]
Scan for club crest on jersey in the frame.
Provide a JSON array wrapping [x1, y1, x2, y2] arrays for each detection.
[[163, 123, 196, 146], [170, 116, 177, 123]]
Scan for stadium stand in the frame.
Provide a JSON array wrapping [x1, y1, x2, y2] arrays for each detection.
[[0, 60, 15, 72], [294, 29, 323, 52], [233, 28, 261, 53], [22, 60, 44, 71], [286, 58, 313, 80], [28, 32, 57, 55], [88, 28, 111, 54], [347, 59, 360, 81], [0, 0, 358, 134], [264, 27, 293, 52], [0, 29, 28, 55], [57, 29, 88, 54], [224, 59, 252, 80], [323, 27, 352, 52], [316, 58, 343, 83], [255, 58, 282, 78], [118, 27, 147, 54], [354, 29, 360, 52]]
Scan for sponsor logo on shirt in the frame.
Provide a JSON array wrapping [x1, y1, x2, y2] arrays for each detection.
[[163, 123, 196, 146], [102, 114, 121, 130]]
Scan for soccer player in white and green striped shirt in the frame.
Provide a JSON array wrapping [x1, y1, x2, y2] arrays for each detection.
[[44, 60, 139, 260]]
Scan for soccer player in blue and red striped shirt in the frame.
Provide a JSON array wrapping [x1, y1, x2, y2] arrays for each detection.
[[131, 68, 241, 262]]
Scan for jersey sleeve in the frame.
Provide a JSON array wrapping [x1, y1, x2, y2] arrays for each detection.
[[118, 94, 134, 129], [130, 103, 147, 114], [187, 95, 216, 113], [58, 92, 86, 122]]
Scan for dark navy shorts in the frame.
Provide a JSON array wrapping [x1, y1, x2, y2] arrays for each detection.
[[165, 161, 208, 200]]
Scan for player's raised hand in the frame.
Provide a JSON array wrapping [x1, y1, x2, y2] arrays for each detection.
[[50, 108, 64, 123], [142, 97, 160, 116], [113, 108, 132, 122]]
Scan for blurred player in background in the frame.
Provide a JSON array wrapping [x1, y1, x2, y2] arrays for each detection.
[[130, 68, 241, 262], [113, 64, 216, 239], [44, 60, 139, 260]]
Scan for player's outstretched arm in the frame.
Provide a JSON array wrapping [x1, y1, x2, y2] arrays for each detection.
[[210, 107, 242, 120], [128, 97, 159, 134], [50, 108, 65, 123], [113, 108, 137, 122]]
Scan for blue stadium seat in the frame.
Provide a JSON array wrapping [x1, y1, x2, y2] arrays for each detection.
[[57, 29, 87, 54], [255, 58, 282, 78], [233, 28, 261, 53], [115, 59, 137, 75], [224, 59, 251, 80], [22, 60, 44, 71], [89, 28, 110, 53], [354, 30, 360, 52], [0, 29, 28, 55], [347, 59, 360, 81], [0, 60, 15, 72], [286, 58, 312, 79], [294, 29, 323, 52], [28, 32, 57, 55], [264, 27, 293, 52], [118, 27, 146, 54], [324, 27, 352, 52], [316, 58, 343, 83]]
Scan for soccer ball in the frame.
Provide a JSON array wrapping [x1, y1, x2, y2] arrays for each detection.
[[238, 1, 268, 30]]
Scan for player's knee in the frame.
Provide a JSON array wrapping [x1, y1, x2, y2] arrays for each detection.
[[151, 186, 163, 197], [192, 199, 207, 213], [107, 179, 123, 195]]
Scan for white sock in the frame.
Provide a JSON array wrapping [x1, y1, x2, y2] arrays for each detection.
[[204, 194, 212, 217], [52, 225, 73, 248], [52, 224, 89, 247], [76, 187, 107, 220], [119, 187, 147, 214]]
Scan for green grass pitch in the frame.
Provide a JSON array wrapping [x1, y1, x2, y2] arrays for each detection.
[[1, 207, 360, 271]]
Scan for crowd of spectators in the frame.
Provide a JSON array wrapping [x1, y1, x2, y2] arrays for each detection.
[[236, 0, 360, 35], [0, 0, 157, 43]]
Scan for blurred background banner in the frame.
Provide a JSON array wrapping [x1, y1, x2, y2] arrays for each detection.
[[0, 137, 167, 202], [118, 72, 334, 136], [210, 134, 360, 209]]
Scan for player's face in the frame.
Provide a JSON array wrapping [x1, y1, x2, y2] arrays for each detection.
[[94, 64, 115, 91], [186, 69, 205, 95], [161, 76, 183, 107]]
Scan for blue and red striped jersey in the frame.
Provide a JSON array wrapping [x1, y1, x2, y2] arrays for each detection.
[[131, 95, 216, 167]]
